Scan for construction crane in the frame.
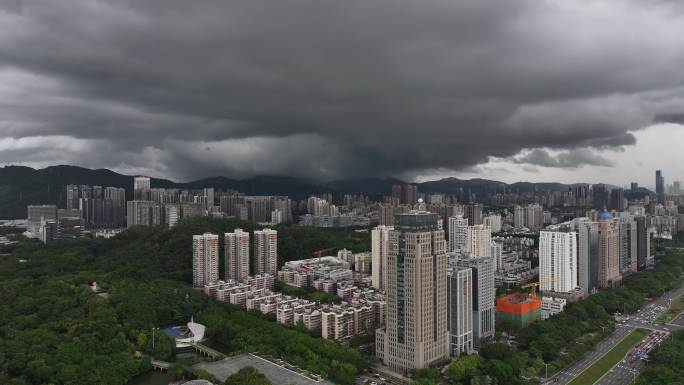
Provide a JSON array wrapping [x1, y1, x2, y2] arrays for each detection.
[[521, 277, 559, 298]]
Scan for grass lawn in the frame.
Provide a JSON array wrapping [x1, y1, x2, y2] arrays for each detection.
[[567, 328, 650, 385], [657, 294, 684, 322]]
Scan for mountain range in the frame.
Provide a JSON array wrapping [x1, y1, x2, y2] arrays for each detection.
[[0, 164, 637, 219]]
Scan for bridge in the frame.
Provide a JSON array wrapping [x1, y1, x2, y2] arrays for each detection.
[[189, 342, 225, 359], [151, 360, 171, 371]]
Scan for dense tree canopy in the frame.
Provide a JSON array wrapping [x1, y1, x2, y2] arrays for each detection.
[[223, 366, 272, 385], [0, 217, 369, 385]]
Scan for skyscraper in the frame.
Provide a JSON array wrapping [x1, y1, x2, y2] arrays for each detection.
[[610, 188, 625, 212], [598, 211, 621, 288], [618, 215, 638, 275], [656, 170, 665, 204], [448, 216, 468, 252], [466, 225, 492, 258], [539, 225, 578, 294], [134, 176, 151, 200], [463, 204, 483, 226], [254, 229, 278, 275], [376, 211, 449, 371], [27, 205, 57, 236], [447, 267, 473, 357], [225, 229, 250, 281], [456, 256, 495, 347], [371, 225, 393, 289], [635, 215, 649, 270], [193, 233, 219, 287], [574, 218, 599, 296]]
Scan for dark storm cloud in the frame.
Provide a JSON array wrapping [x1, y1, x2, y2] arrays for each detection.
[[0, 0, 683, 180]]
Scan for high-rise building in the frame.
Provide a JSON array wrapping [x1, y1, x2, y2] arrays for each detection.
[[391, 184, 419, 205], [574, 218, 599, 296], [630, 182, 639, 194], [375, 211, 449, 372], [378, 204, 395, 226], [618, 215, 638, 275], [126, 201, 164, 227], [656, 170, 665, 204], [456, 256, 495, 347], [371, 225, 393, 289], [448, 216, 468, 252], [27, 205, 57, 236], [598, 211, 621, 288], [166, 204, 180, 227], [513, 204, 543, 230], [610, 188, 625, 212], [254, 229, 278, 275], [592, 184, 610, 209], [193, 233, 219, 287], [466, 225, 491, 258], [447, 267, 473, 357], [491, 240, 503, 272], [464, 204, 483, 225], [225, 229, 250, 281], [483, 214, 502, 233], [635, 216, 649, 270], [134, 176, 151, 200], [104, 187, 126, 228], [539, 225, 578, 294], [66, 185, 80, 210]]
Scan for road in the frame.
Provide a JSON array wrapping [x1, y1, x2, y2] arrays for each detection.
[[543, 282, 684, 385]]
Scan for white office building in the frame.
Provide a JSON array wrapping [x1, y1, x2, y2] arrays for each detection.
[[539, 225, 578, 293], [466, 225, 492, 258], [371, 225, 393, 289], [448, 216, 468, 252]]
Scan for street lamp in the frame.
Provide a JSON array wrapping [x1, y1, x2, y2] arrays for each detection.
[[544, 362, 549, 380], [152, 327, 160, 350]]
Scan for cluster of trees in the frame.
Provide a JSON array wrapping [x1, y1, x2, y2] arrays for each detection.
[[0, 217, 370, 385], [0, 277, 142, 385], [199, 305, 367, 385], [275, 224, 370, 264], [445, 244, 684, 385], [224, 367, 272, 385], [636, 330, 684, 384]]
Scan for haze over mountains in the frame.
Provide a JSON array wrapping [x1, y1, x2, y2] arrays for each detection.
[[0, 164, 645, 219]]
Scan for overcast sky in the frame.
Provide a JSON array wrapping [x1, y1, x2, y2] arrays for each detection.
[[0, 0, 683, 187]]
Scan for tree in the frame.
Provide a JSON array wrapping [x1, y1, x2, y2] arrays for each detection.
[[223, 367, 272, 385]]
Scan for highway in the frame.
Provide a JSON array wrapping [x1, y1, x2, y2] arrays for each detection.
[[543, 281, 684, 385]]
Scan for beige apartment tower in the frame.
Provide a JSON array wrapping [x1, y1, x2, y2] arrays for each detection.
[[193, 233, 219, 287], [254, 228, 278, 275], [371, 225, 393, 289], [598, 212, 621, 288], [376, 211, 449, 372], [225, 229, 250, 281]]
